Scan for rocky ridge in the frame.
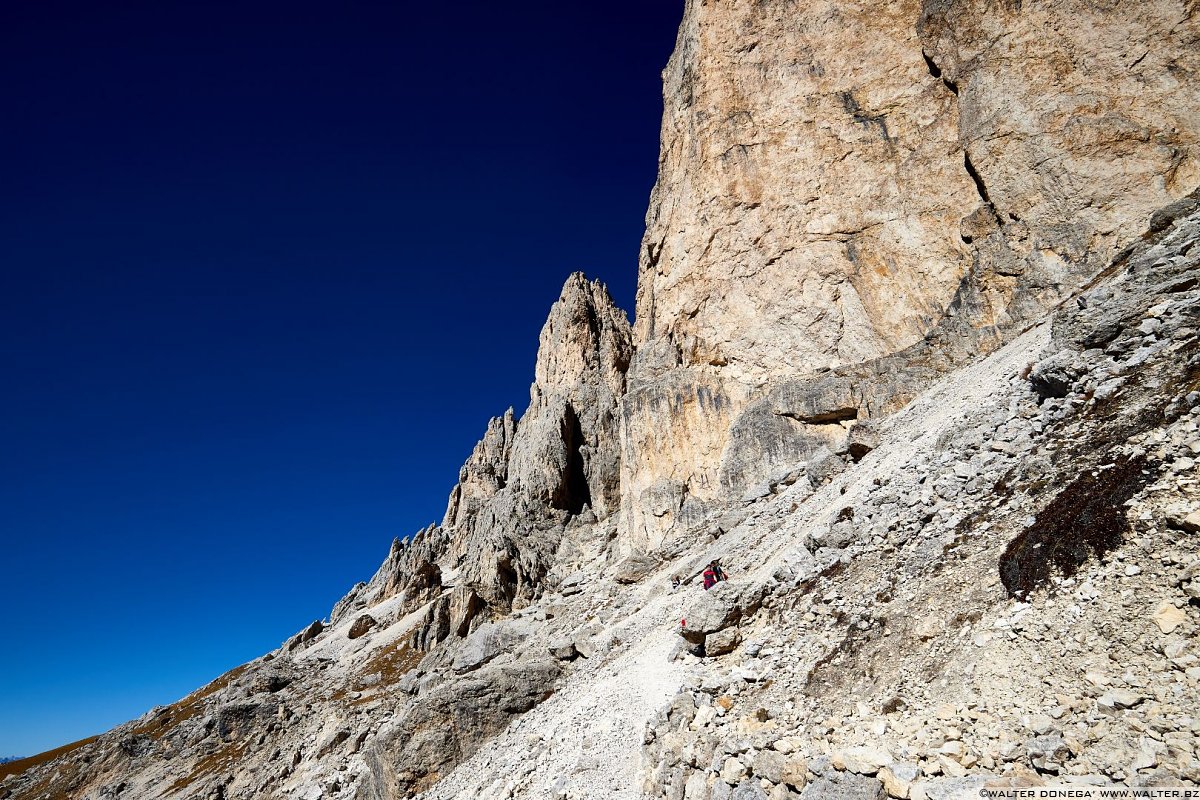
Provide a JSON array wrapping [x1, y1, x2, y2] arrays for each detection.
[[3, 2, 1200, 800]]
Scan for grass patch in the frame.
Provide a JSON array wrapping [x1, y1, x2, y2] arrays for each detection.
[[164, 738, 249, 796], [361, 640, 423, 686], [330, 640, 425, 707]]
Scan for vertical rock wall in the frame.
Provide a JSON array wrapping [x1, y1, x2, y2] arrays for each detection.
[[619, 0, 1200, 551]]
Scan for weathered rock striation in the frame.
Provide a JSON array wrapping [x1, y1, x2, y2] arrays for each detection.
[[4, 3, 1200, 800]]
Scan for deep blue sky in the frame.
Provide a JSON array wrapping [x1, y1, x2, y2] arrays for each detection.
[[0, 0, 683, 756]]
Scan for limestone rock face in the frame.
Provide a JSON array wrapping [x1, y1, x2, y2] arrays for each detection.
[[507, 272, 633, 519], [620, 0, 1200, 550], [637, 0, 975, 379]]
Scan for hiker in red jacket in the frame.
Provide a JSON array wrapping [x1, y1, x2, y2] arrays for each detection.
[[702, 560, 727, 590]]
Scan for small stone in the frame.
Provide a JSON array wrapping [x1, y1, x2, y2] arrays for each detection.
[[1152, 602, 1187, 634], [723, 756, 750, 785], [1166, 509, 1200, 533], [769, 785, 796, 800], [833, 746, 893, 776], [1138, 318, 1163, 336], [800, 775, 884, 800], [937, 755, 968, 778], [685, 771, 709, 798], [915, 618, 944, 641], [1029, 716, 1056, 736], [934, 704, 957, 721], [692, 705, 718, 729], [1094, 378, 1125, 401], [937, 741, 965, 760], [729, 782, 768, 800], [753, 751, 786, 784], [1097, 689, 1145, 710], [708, 626, 744, 656], [782, 757, 809, 788], [879, 764, 920, 799], [1131, 749, 1158, 772], [548, 638, 579, 661], [1027, 735, 1071, 773]]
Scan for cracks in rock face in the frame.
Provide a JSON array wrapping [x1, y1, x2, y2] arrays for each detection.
[[846, 239, 860, 267], [921, 49, 958, 95], [963, 151, 1003, 225], [777, 407, 858, 425], [919, 48, 1002, 237], [764, 247, 795, 269], [719, 141, 765, 162], [679, 65, 696, 109], [922, 49, 941, 78], [963, 152, 993, 206]]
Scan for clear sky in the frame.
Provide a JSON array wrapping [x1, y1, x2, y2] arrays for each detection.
[[0, 0, 684, 757]]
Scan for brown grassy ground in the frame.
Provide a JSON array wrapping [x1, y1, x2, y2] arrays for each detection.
[[0, 661, 254, 799], [0, 736, 98, 781]]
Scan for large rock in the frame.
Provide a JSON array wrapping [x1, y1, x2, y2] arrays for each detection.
[[833, 746, 894, 776], [754, 751, 809, 788], [286, 619, 325, 652], [1167, 509, 1200, 533], [705, 626, 742, 656], [733, 781, 769, 800], [347, 614, 376, 640], [451, 621, 531, 674], [680, 581, 766, 645], [613, 553, 660, 584], [801, 775, 886, 800], [360, 658, 562, 796]]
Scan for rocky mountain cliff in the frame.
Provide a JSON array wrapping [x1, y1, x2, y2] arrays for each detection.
[[621, 0, 1200, 550], [3, 2, 1199, 800]]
